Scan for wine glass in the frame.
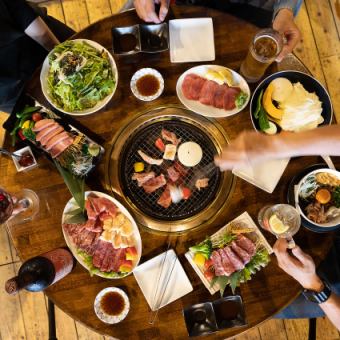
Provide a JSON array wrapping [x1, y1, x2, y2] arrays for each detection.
[[258, 204, 301, 249], [0, 188, 39, 225]]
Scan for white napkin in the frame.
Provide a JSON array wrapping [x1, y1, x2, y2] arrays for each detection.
[[232, 158, 290, 193]]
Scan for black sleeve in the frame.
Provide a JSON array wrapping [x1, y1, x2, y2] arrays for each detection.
[[3, 0, 38, 31]]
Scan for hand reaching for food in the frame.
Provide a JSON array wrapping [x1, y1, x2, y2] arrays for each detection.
[[134, 0, 169, 23], [273, 8, 301, 62]]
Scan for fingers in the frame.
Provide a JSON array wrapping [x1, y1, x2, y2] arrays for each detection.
[[159, 0, 169, 22], [273, 238, 288, 253], [134, 0, 161, 23], [276, 27, 301, 62], [291, 246, 314, 265], [273, 238, 301, 267]]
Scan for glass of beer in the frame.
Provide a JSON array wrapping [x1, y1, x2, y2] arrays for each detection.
[[240, 28, 283, 83]]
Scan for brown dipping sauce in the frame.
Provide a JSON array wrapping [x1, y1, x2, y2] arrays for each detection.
[[118, 34, 137, 52], [254, 36, 278, 59], [136, 74, 160, 97], [100, 291, 125, 316], [18, 151, 34, 167]]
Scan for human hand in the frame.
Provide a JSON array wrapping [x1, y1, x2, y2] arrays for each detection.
[[214, 130, 277, 171], [273, 8, 301, 62], [134, 0, 169, 23], [273, 239, 324, 291]]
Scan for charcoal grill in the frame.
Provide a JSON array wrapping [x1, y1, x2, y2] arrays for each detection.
[[106, 106, 235, 233]]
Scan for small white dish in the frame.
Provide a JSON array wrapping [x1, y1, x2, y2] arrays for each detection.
[[133, 249, 193, 311], [94, 287, 130, 324], [169, 18, 215, 63], [11, 146, 38, 172], [176, 65, 250, 118], [130, 68, 164, 101]]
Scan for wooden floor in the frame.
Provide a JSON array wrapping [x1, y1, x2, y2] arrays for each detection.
[[0, 1, 339, 339]]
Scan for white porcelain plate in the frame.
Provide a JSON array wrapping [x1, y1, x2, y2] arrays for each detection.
[[169, 18, 215, 63], [176, 65, 250, 118], [133, 249, 193, 311], [61, 191, 142, 279]]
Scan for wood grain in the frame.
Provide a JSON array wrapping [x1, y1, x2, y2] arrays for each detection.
[[316, 317, 340, 339], [284, 319, 309, 340], [43, 0, 65, 23], [86, 0, 112, 23], [61, 0, 89, 31], [329, 0, 340, 36], [75, 321, 105, 340], [258, 319, 288, 340]]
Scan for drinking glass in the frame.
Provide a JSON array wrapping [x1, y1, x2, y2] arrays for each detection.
[[0, 188, 39, 225], [258, 204, 301, 249], [240, 28, 283, 83]]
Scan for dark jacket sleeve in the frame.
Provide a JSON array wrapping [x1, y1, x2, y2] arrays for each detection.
[[2, 0, 38, 31]]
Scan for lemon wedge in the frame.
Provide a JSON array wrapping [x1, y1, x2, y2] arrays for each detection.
[[205, 69, 225, 85], [218, 68, 234, 86], [269, 214, 289, 234]]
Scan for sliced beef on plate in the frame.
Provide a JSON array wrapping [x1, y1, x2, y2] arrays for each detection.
[[45, 131, 70, 151], [85, 199, 97, 220], [223, 247, 244, 271], [32, 119, 55, 132], [108, 248, 127, 272], [217, 248, 236, 276], [157, 185, 172, 208], [40, 126, 64, 146], [199, 80, 219, 106], [223, 87, 241, 110], [92, 240, 110, 269], [36, 123, 59, 142], [211, 250, 226, 276], [161, 128, 181, 146], [167, 166, 180, 182], [87, 195, 117, 217], [142, 174, 167, 193], [50, 137, 74, 158], [235, 234, 256, 257], [214, 84, 228, 109], [231, 241, 252, 264], [132, 171, 156, 187], [182, 74, 206, 100]]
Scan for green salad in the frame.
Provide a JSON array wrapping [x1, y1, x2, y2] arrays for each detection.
[[47, 40, 116, 112]]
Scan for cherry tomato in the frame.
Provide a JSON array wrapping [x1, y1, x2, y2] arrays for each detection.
[[181, 187, 191, 200], [18, 129, 26, 140], [204, 269, 215, 281], [204, 259, 214, 270], [32, 113, 42, 122]]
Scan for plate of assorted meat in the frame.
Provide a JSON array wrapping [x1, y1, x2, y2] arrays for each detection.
[[185, 212, 273, 295], [62, 191, 142, 279], [176, 65, 250, 118]]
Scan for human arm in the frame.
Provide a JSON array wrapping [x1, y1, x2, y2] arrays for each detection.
[[134, 0, 169, 23], [214, 125, 340, 171], [273, 239, 340, 330], [272, 0, 301, 62]]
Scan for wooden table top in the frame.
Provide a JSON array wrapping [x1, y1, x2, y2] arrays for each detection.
[[3, 5, 338, 340]]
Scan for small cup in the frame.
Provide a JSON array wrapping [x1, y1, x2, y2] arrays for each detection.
[[112, 25, 141, 55], [12, 146, 38, 172], [94, 287, 130, 324], [130, 68, 164, 101], [140, 23, 169, 53]]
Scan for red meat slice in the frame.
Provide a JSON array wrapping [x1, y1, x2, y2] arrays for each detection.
[[45, 131, 69, 151], [174, 161, 188, 177], [50, 137, 74, 158], [142, 174, 167, 193], [223, 87, 241, 110], [217, 248, 236, 276], [40, 126, 64, 146], [85, 199, 97, 220], [32, 119, 55, 132], [167, 166, 180, 182], [211, 250, 226, 276], [189, 76, 207, 100], [155, 138, 165, 152], [199, 80, 219, 106], [235, 234, 256, 257], [223, 247, 244, 271], [132, 172, 156, 187], [231, 241, 252, 264], [214, 84, 228, 109], [157, 185, 172, 208], [36, 123, 58, 142]]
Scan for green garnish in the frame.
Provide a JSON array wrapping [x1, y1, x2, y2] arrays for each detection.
[[235, 91, 248, 109], [332, 186, 340, 208], [189, 238, 213, 259], [253, 90, 270, 132]]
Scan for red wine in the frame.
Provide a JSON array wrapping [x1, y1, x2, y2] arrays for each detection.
[[5, 248, 74, 295]]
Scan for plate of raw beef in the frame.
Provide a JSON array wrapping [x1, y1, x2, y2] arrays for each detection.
[[62, 191, 142, 279], [176, 65, 250, 118]]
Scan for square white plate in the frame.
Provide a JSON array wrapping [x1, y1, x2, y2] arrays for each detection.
[[169, 18, 215, 63], [133, 249, 193, 311]]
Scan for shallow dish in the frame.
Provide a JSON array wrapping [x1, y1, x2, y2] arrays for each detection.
[[130, 68, 164, 101], [176, 65, 250, 118], [40, 39, 118, 116], [62, 191, 142, 279], [250, 70, 332, 133], [295, 168, 340, 228], [11, 146, 38, 172], [94, 287, 130, 324]]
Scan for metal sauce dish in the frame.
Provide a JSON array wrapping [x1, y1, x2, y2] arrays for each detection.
[[112, 23, 169, 55]]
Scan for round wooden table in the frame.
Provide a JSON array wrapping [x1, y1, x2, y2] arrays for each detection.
[[3, 6, 338, 339]]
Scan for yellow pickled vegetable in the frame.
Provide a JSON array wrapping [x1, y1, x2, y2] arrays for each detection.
[[134, 162, 144, 172], [193, 253, 206, 267], [22, 120, 31, 129]]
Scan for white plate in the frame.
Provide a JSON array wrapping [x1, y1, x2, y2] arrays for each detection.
[[176, 65, 250, 118], [169, 18, 215, 63], [130, 68, 164, 101], [94, 287, 130, 324], [185, 212, 273, 295], [133, 249, 193, 311], [40, 39, 118, 116], [62, 191, 142, 279]]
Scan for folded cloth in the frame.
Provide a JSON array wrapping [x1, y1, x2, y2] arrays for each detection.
[[232, 158, 290, 193]]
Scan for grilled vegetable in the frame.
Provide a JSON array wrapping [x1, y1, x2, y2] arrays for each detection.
[[189, 238, 212, 259], [155, 138, 165, 152], [134, 162, 144, 172]]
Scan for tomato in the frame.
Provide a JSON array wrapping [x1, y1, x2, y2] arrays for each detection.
[[155, 138, 165, 152], [181, 187, 191, 200], [18, 129, 26, 140], [204, 259, 214, 270], [32, 113, 43, 122], [203, 269, 215, 281]]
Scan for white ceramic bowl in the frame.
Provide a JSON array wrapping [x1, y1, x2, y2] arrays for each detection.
[[296, 168, 340, 227], [130, 68, 164, 101], [40, 39, 118, 116], [94, 287, 130, 324]]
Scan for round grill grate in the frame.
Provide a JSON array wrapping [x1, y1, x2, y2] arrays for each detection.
[[119, 119, 221, 221]]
